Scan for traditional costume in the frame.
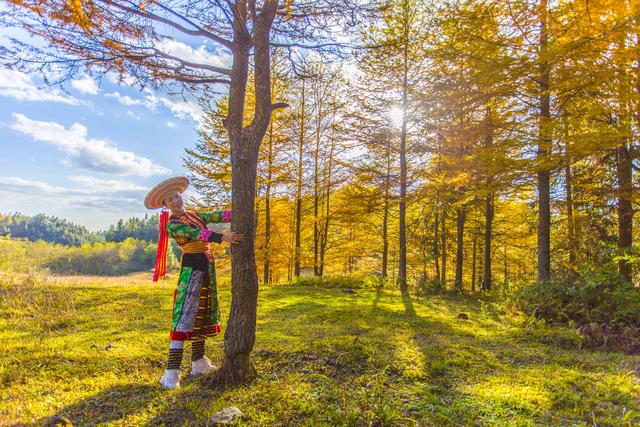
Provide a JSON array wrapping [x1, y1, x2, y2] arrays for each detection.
[[144, 176, 231, 389]]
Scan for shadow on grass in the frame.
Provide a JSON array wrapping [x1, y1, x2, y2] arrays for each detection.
[[24, 284, 640, 426], [37, 384, 158, 426]]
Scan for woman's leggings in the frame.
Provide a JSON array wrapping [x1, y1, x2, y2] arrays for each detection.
[[166, 339, 206, 369]]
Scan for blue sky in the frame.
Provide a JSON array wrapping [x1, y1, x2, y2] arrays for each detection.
[[0, 38, 230, 230]]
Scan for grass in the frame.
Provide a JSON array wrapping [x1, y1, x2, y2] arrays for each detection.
[[1, 270, 639, 426]]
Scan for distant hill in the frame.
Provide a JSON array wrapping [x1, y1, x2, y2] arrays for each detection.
[[0, 213, 161, 246], [0, 213, 101, 246]]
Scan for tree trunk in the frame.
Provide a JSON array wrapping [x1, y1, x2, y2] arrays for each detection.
[[217, 0, 278, 384], [264, 121, 273, 285], [565, 158, 576, 270], [471, 234, 477, 292], [537, 0, 552, 283], [483, 192, 494, 291], [313, 99, 320, 276], [617, 143, 633, 282], [433, 194, 440, 289], [478, 233, 484, 290], [397, 9, 409, 294], [398, 88, 408, 293], [616, 29, 634, 283], [223, 144, 259, 381], [454, 207, 466, 292], [503, 244, 509, 288], [441, 205, 447, 289], [295, 78, 305, 278], [319, 131, 335, 277], [254, 190, 260, 244]]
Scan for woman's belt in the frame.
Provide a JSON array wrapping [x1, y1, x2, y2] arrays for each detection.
[[180, 241, 211, 254]]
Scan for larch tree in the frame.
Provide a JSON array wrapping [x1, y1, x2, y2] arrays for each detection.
[[356, 0, 430, 292], [1, 0, 365, 382]]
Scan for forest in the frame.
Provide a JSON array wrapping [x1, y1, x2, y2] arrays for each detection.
[[178, 1, 635, 287], [0, 213, 161, 245], [2, 0, 639, 353], [2, 1, 640, 425], [178, 1, 640, 352], [0, 214, 182, 275]]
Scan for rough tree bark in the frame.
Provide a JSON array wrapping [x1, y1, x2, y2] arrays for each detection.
[[454, 207, 466, 292], [295, 77, 306, 278], [483, 192, 494, 291], [471, 235, 477, 292], [617, 143, 633, 282], [221, 0, 280, 382], [264, 121, 274, 285], [537, 0, 552, 283]]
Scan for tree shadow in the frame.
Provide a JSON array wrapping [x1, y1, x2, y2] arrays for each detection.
[[393, 290, 640, 424], [36, 384, 158, 426]]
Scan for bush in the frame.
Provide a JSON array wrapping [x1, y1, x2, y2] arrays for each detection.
[[510, 270, 640, 353], [0, 236, 179, 276]]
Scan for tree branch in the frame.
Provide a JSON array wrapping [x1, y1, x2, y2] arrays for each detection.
[[153, 48, 232, 76], [101, 0, 234, 50]]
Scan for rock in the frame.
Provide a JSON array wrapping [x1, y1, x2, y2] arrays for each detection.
[[457, 312, 469, 320], [211, 407, 244, 425], [45, 414, 73, 427], [341, 288, 355, 294]]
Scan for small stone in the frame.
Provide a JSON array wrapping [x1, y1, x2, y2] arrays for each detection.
[[457, 312, 469, 320], [45, 414, 73, 427], [211, 407, 244, 425], [341, 288, 355, 294]]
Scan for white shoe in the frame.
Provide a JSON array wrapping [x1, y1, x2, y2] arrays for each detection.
[[159, 369, 180, 389], [191, 356, 215, 376]]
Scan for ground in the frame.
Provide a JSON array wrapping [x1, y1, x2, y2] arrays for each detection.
[[1, 271, 639, 426]]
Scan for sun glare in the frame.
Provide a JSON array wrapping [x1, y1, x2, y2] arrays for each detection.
[[390, 106, 404, 128]]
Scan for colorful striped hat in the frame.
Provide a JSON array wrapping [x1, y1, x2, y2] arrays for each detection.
[[144, 176, 189, 209]]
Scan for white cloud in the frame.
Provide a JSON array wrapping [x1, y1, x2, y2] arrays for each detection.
[[67, 175, 148, 192], [71, 75, 99, 95], [0, 176, 149, 213], [0, 176, 67, 195], [10, 114, 171, 177], [126, 110, 141, 120], [148, 95, 202, 122], [0, 69, 84, 105], [155, 38, 232, 69], [106, 91, 143, 106], [166, 121, 176, 128], [105, 91, 203, 123]]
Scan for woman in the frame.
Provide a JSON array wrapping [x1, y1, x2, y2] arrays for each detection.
[[144, 176, 243, 389]]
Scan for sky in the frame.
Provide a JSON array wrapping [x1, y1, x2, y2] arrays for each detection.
[[0, 35, 230, 230]]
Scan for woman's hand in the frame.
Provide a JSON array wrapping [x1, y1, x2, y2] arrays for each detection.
[[222, 231, 244, 244]]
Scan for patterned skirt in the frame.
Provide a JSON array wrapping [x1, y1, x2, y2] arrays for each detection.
[[170, 253, 221, 341]]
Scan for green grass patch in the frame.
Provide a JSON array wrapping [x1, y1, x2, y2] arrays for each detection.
[[1, 272, 639, 426]]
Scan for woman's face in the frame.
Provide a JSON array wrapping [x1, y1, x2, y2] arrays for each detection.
[[164, 192, 184, 212]]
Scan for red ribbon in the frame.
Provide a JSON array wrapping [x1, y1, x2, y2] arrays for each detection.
[[153, 209, 169, 282]]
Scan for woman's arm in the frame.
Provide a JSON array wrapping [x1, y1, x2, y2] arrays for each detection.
[[198, 210, 231, 224], [167, 222, 223, 243]]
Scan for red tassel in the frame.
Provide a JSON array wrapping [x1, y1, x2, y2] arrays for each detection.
[[153, 209, 169, 282]]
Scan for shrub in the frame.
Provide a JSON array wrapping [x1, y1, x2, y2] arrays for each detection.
[[510, 269, 640, 353], [0, 236, 179, 276]]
